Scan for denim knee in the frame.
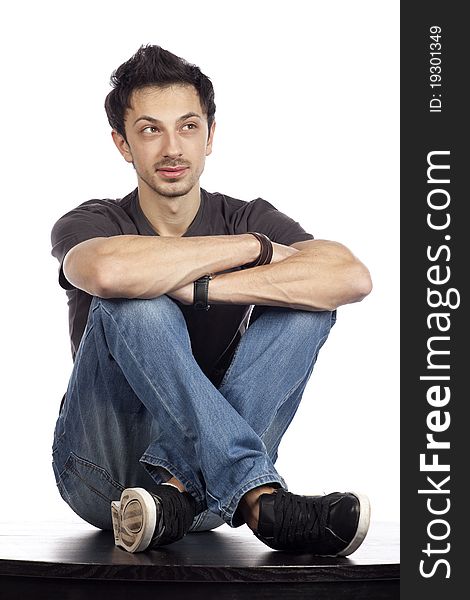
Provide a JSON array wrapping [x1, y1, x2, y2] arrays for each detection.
[[92, 294, 189, 336], [95, 294, 181, 321], [264, 307, 336, 343], [287, 307, 336, 331]]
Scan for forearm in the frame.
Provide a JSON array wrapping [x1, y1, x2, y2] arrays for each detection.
[[64, 234, 260, 298], [210, 263, 361, 311], [171, 240, 372, 311]]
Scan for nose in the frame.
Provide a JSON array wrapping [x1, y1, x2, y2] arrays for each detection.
[[161, 131, 183, 159]]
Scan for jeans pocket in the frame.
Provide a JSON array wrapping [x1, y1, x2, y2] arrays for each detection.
[[57, 452, 124, 530]]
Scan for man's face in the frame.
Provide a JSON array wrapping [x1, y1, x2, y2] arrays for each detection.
[[113, 84, 215, 199]]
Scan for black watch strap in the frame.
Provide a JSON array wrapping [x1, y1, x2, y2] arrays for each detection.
[[193, 275, 212, 311]]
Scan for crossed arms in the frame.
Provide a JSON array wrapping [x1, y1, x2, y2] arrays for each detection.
[[63, 234, 372, 312]]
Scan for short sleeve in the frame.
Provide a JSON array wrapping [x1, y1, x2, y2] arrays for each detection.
[[50, 201, 122, 290], [239, 198, 314, 246]]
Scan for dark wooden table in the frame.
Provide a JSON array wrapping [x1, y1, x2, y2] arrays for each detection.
[[0, 519, 399, 599]]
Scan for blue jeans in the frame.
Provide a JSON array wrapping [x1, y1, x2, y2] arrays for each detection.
[[52, 295, 335, 532]]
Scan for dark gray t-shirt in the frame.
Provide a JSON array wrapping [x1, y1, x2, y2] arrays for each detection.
[[51, 188, 313, 386]]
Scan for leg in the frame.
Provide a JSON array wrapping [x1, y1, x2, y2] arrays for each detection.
[[52, 298, 174, 529], [215, 307, 370, 556], [218, 307, 336, 462], [217, 306, 337, 526], [52, 295, 286, 530]]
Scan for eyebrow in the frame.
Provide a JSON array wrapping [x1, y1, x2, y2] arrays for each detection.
[[133, 112, 203, 126]]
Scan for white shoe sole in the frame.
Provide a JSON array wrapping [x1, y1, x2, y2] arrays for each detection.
[[111, 487, 158, 553], [337, 492, 371, 557]]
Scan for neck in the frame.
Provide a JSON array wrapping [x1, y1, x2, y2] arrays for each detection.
[[137, 183, 201, 237]]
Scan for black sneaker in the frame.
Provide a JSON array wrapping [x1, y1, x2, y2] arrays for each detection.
[[254, 489, 370, 556], [111, 485, 197, 553]]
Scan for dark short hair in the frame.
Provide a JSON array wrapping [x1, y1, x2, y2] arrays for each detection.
[[104, 44, 216, 140]]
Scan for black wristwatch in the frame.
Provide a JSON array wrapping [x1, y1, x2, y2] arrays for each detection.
[[193, 275, 213, 311]]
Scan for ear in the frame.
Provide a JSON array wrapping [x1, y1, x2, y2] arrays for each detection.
[[205, 120, 216, 157], [111, 130, 134, 163]]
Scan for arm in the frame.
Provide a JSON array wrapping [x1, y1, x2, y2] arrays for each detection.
[[63, 233, 262, 299], [168, 239, 373, 311]]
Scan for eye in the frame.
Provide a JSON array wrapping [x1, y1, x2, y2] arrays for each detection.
[[142, 125, 159, 134], [182, 123, 197, 131]]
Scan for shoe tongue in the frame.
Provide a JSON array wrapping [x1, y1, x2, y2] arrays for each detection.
[[256, 493, 277, 537]]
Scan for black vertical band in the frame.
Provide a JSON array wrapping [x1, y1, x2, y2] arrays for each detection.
[[401, 2, 465, 597]]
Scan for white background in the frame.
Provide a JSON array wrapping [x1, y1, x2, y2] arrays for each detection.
[[0, 1, 399, 525]]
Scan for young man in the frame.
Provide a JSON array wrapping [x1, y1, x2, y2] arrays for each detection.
[[51, 45, 372, 555]]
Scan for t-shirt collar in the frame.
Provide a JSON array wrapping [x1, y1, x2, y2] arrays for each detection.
[[130, 188, 206, 237]]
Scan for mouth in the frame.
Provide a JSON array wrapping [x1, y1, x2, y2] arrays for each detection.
[[157, 166, 189, 179]]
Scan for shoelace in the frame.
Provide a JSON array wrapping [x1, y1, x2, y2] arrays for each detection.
[[272, 491, 330, 547], [150, 488, 196, 546]]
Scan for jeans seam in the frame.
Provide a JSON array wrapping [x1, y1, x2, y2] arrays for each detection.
[[140, 454, 205, 507], [52, 431, 66, 452], [218, 338, 244, 388], [56, 478, 73, 505], [74, 322, 96, 360]]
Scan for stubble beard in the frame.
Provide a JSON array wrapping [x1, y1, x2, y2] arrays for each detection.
[[137, 167, 199, 199]]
